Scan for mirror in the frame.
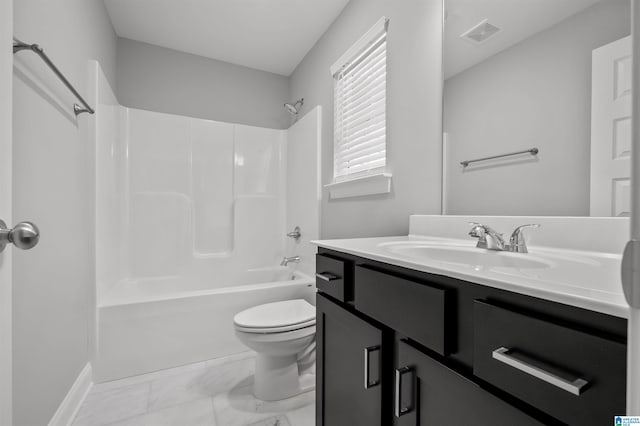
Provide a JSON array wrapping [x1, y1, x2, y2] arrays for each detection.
[[443, 0, 631, 217]]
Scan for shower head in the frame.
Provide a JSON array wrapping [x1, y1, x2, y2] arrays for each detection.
[[284, 98, 304, 116], [284, 103, 298, 115]]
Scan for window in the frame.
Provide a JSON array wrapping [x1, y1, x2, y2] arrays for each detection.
[[331, 17, 388, 183]]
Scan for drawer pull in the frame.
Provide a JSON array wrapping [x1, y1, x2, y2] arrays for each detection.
[[316, 272, 339, 282], [492, 347, 589, 396], [394, 366, 414, 417], [364, 345, 381, 389]]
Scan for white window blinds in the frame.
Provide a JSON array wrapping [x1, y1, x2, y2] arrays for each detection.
[[332, 17, 388, 181]]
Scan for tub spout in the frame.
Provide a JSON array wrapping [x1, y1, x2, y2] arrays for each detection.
[[280, 256, 300, 266]]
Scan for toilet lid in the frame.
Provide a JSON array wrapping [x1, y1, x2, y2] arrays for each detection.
[[234, 299, 316, 330]]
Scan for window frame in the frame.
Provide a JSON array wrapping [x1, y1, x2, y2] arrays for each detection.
[[329, 17, 391, 196]]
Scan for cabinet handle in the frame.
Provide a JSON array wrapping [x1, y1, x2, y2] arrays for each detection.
[[316, 272, 339, 282], [492, 347, 589, 396], [364, 345, 381, 389], [394, 366, 414, 417]]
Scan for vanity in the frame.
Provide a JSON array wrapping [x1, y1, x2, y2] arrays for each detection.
[[313, 215, 629, 426], [311, 0, 634, 421]]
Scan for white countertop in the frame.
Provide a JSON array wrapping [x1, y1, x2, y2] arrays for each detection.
[[312, 235, 630, 318]]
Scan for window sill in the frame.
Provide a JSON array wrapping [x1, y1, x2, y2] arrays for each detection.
[[325, 172, 392, 199]]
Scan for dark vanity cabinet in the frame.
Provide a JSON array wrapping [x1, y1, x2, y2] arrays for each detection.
[[394, 339, 544, 425], [315, 248, 628, 426], [316, 294, 388, 426]]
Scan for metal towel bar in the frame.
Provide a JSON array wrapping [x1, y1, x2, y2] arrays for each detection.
[[461, 147, 539, 167], [12, 37, 95, 116]]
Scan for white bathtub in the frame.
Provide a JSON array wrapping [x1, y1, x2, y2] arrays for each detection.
[[94, 268, 315, 382]]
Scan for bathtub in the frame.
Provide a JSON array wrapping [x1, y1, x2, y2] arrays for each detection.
[[94, 268, 315, 382]]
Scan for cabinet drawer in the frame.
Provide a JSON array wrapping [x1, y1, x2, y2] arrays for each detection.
[[473, 301, 626, 426], [355, 266, 450, 355], [316, 254, 350, 302], [395, 339, 544, 425]]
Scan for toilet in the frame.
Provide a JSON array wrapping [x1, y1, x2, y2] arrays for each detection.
[[234, 299, 316, 401]]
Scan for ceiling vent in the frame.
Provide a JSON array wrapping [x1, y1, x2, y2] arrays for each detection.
[[460, 19, 501, 45]]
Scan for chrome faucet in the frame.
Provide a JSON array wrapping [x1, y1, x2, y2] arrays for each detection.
[[280, 255, 301, 266], [468, 222, 540, 253], [468, 222, 506, 250]]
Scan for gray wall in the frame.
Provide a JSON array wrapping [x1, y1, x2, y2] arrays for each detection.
[[116, 39, 291, 129], [289, 0, 444, 239], [12, 0, 117, 424], [444, 0, 630, 216]]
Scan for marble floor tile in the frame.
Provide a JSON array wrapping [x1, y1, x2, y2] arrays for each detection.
[[285, 404, 315, 426], [212, 385, 314, 426], [93, 352, 255, 394], [206, 351, 256, 369], [148, 357, 255, 411], [73, 383, 150, 426], [93, 360, 209, 394], [105, 398, 217, 426], [245, 415, 291, 426], [73, 352, 315, 426]]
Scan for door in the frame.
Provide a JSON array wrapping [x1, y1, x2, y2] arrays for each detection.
[[0, 0, 13, 424], [393, 339, 544, 425], [316, 293, 385, 426], [591, 36, 632, 217]]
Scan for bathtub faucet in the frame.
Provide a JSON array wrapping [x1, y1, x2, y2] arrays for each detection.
[[280, 256, 301, 266]]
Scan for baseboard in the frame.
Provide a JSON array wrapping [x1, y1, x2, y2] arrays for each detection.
[[48, 363, 93, 426]]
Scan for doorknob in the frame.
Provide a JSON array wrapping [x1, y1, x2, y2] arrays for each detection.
[[0, 219, 40, 252]]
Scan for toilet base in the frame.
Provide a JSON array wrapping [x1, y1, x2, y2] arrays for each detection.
[[253, 353, 314, 401], [234, 320, 316, 401]]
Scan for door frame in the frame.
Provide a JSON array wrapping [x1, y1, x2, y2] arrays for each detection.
[[629, 0, 640, 415], [0, 0, 13, 424]]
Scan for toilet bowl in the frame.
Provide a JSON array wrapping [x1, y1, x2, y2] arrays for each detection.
[[234, 299, 316, 401]]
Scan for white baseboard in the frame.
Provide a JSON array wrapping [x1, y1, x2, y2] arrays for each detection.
[[48, 363, 93, 426]]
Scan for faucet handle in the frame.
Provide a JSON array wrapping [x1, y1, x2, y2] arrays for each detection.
[[468, 222, 485, 236], [287, 226, 301, 241], [468, 222, 488, 248], [509, 224, 540, 253]]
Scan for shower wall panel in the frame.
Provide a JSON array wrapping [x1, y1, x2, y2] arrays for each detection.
[[94, 62, 125, 302], [122, 108, 285, 282], [234, 124, 282, 197], [285, 107, 322, 276], [128, 109, 190, 194], [129, 193, 191, 277], [191, 119, 235, 256]]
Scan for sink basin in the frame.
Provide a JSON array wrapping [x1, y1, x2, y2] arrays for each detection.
[[385, 244, 553, 270]]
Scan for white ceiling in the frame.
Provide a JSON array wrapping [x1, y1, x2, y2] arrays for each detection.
[[444, 0, 602, 79], [103, 0, 351, 76]]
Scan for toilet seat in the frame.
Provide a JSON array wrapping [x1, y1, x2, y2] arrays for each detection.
[[235, 323, 316, 342], [235, 318, 316, 334], [234, 299, 316, 334]]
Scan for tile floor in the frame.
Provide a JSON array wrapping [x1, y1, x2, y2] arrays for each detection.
[[72, 352, 315, 426]]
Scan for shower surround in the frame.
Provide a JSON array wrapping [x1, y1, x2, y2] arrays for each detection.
[[90, 62, 320, 381]]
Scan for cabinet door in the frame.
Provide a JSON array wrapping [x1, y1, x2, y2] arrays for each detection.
[[317, 294, 384, 426], [394, 340, 544, 426]]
